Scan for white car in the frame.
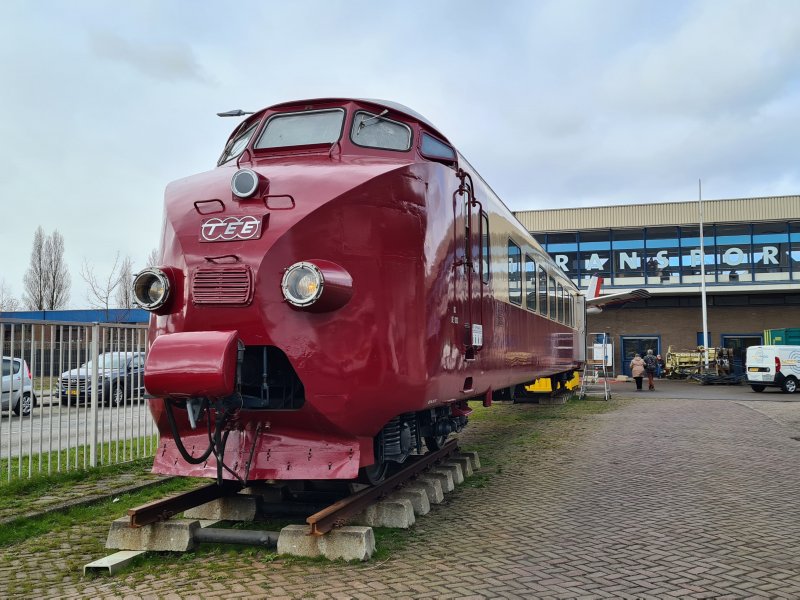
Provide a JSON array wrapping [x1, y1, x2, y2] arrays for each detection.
[[1, 356, 37, 416]]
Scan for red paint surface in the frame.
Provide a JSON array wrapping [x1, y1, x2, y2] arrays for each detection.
[[147, 98, 582, 481]]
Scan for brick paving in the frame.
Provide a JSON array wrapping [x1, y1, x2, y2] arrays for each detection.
[[3, 387, 800, 598]]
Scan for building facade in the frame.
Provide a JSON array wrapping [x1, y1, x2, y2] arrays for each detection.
[[515, 195, 800, 375]]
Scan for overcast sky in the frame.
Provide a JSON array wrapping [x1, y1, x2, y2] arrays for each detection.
[[1, 0, 799, 308]]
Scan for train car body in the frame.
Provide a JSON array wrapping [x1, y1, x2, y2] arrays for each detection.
[[137, 98, 584, 484]]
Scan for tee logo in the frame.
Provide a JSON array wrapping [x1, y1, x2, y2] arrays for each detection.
[[200, 216, 262, 242]]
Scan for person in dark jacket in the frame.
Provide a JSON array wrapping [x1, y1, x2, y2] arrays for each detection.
[[643, 349, 658, 390]]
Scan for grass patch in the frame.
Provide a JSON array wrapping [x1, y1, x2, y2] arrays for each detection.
[[0, 435, 158, 485], [0, 475, 201, 547]]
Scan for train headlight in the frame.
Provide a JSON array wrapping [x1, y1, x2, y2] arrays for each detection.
[[132, 268, 171, 310], [281, 262, 324, 307], [281, 260, 353, 312], [231, 168, 260, 199]]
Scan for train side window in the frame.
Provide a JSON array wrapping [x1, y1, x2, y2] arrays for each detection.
[[351, 111, 412, 151], [525, 255, 536, 311], [538, 266, 548, 316], [549, 276, 557, 319], [420, 132, 457, 164], [557, 283, 564, 323], [218, 121, 259, 166], [508, 241, 522, 305], [481, 212, 490, 284]]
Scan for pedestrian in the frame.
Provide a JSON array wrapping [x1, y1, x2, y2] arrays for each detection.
[[656, 354, 665, 378], [630, 353, 645, 391], [643, 349, 657, 390]]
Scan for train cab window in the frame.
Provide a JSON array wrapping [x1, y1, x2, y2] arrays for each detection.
[[481, 212, 490, 283], [351, 111, 412, 151], [255, 108, 345, 149], [538, 266, 548, 316], [557, 283, 564, 323], [420, 133, 456, 163], [525, 255, 536, 311], [549, 276, 557, 320], [508, 241, 522, 305], [218, 121, 258, 166]]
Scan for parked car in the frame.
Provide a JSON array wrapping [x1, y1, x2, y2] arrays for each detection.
[[1, 357, 37, 416], [59, 352, 145, 407], [746, 345, 800, 393]]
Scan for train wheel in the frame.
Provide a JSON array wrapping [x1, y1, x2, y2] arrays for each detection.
[[424, 435, 447, 452], [359, 460, 388, 485]]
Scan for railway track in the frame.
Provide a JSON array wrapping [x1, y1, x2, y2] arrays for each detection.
[[127, 439, 462, 534]]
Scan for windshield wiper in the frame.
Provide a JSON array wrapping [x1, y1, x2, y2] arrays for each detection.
[[356, 109, 389, 135]]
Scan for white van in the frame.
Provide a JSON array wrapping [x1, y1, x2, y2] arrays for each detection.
[[745, 345, 800, 393]]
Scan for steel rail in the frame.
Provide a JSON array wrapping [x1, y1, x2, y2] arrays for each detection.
[[128, 481, 241, 527], [306, 439, 460, 535]]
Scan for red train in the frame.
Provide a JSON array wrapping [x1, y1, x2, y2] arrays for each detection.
[[134, 98, 585, 484]]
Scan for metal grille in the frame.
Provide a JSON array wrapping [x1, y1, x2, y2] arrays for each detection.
[[192, 266, 253, 305]]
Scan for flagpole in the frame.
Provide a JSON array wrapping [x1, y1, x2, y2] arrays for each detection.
[[699, 179, 709, 369]]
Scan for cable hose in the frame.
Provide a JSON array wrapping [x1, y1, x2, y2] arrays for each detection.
[[164, 398, 215, 464]]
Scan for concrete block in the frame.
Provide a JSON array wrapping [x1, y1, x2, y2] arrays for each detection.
[[183, 496, 258, 521], [438, 461, 465, 485], [277, 524, 321, 558], [318, 526, 375, 561], [449, 455, 474, 478], [423, 469, 454, 493], [411, 476, 444, 505], [353, 498, 415, 528], [277, 525, 375, 561], [389, 487, 430, 516], [106, 517, 198, 552], [458, 451, 481, 470]]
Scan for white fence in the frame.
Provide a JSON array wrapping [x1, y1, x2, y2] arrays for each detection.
[[0, 319, 157, 481]]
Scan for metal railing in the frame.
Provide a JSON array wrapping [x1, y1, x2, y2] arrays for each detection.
[[0, 319, 157, 482]]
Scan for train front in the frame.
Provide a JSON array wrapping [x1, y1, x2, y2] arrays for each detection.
[[135, 99, 431, 483]]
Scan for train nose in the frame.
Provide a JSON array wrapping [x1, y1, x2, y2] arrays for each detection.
[[144, 330, 240, 399]]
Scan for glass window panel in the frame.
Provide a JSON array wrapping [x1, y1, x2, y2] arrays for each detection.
[[481, 213, 490, 284], [549, 277, 557, 319], [256, 109, 345, 149], [715, 224, 752, 282], [557, 283, 564, 323], [578, 231, 611, 284], [538, 266, 548, 316], [525, 255, 536, 311], [420, 133, 456, 161], [752, 223, 790, 280], [791, 222, 800, 278], [351, 111, 412, 151], [218, 122, 258, 165], [508, 241, 522, 305], [679, 225, 715, 284]]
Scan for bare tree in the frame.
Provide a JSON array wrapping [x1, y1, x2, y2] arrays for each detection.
[[44, 230, 70, 309], [115, 256, 135, 309], [22, 227, 47, 310], [146, 247, 160, 267], [0, 280, 20, 312], [22, 227, 71, 310], [81, 253, 123, 319]]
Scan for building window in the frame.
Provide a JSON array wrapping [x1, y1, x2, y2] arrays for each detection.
[[612, 229, 645, 286], [508, 241, 522, 305], [525, 255, 536, 312], [715, 223, 752, 283], [752, 223, 790, 282], [578, 230, 611, 288], [678, 225, 716, 285]]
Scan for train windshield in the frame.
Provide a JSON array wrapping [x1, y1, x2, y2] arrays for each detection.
[[219, 122, 258, 165], [255, 108, 345, 149]]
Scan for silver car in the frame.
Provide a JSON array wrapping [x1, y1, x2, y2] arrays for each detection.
[[1, 357, 37, 416]]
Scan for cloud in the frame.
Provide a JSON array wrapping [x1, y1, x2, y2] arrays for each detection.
[[89, 30, 210, 84]]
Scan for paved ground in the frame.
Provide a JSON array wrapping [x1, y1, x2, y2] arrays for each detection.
[[4, 381, 800, 599]]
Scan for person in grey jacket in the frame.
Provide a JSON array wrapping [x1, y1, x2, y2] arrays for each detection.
[[630, 354, 645, 391]]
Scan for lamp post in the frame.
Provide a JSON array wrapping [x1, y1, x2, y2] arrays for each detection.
[[699, 180, 710, 369]]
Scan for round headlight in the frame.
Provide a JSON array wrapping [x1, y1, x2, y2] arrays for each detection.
[[231, 168, 259, 199], [132, 268, 170, 310], [281, 262, 324, 307]]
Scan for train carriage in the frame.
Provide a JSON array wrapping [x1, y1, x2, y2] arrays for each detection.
[[134, 98, 584, 485]]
